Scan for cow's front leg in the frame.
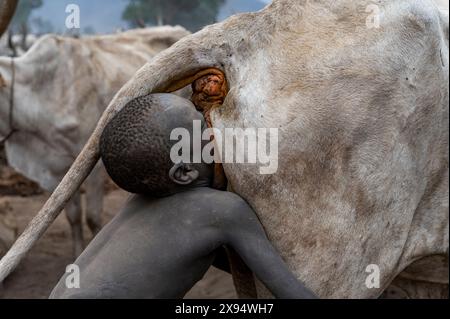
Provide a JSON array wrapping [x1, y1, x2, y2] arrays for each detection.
[[65, 191, 83, 258], [84, 163, 103, 236]]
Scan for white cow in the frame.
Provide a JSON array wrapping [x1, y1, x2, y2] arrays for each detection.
[[0, 33, 38, 56], [0, 0, 448, 299], [434, 0, 449, 10], [0, 26, 190, 256]]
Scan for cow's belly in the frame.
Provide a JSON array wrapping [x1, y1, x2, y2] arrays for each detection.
[[382, 255, 449, 298], [6, 133, 73, 191]]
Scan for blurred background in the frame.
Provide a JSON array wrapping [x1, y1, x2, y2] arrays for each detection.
[[5, 0, 269, 39]]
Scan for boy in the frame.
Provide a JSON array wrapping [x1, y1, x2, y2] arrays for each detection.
[[50, 94, 316, 299]]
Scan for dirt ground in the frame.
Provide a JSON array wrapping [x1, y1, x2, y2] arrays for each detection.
[[0, 162, 236, 299]]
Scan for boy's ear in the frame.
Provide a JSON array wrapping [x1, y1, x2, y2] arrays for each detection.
[[169, 162, 199, 186]]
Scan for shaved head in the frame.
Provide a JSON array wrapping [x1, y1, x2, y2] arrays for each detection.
[[100, 93, 206, 195]]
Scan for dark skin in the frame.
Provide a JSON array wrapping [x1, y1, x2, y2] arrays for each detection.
[[50, 163, 316, 299], [50, 93, 316, 299]]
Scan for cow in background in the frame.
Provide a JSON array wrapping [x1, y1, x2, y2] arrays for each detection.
[[0, 25, 190, 256]]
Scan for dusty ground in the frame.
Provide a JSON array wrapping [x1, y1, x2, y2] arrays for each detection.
[[0, 161, 236, 299]]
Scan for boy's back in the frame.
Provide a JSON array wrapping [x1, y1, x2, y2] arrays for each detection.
[[51, 188, 248, 298]]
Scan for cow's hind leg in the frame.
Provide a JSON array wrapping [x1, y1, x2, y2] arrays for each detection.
[[85, 163, 103, 236], [65, 191, 84, 258], [381, 277, 449, 299]]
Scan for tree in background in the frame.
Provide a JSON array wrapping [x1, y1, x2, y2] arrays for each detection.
[[30, 16, 54, 35], [10, 0, 43, 32], [122, 0, 225, 32]]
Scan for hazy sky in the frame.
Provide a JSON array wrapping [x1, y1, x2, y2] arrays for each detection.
[[30, 0, 270, 34]]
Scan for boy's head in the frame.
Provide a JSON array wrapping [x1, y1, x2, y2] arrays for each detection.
[[100, 93, 213, 196]]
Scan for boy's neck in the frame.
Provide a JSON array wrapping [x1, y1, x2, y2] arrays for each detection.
[[156, 181, 212, 197]]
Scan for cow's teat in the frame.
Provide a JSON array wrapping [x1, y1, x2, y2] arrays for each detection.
[[191, 71, 228, 128]]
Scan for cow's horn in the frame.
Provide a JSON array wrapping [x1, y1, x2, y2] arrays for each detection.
[[0, 34, 226, 282], [0, 0, 18, 38]]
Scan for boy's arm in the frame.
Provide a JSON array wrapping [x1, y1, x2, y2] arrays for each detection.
[[223, 200, 317, 299]]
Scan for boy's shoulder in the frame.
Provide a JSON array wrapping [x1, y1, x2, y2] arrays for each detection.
[[128, 188, 253, 218], [184, 188, 255, 220], [179, 187, 248, 206], [125, 189, 256, 229]]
